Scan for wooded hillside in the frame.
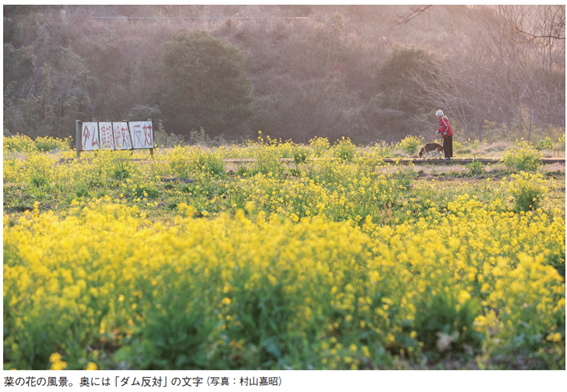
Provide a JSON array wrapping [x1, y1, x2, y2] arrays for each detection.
[[4, 5, 565, 144]]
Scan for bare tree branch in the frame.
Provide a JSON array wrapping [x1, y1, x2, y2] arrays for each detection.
[[497, 5, 565, 41], [392, 5, 432, 26]]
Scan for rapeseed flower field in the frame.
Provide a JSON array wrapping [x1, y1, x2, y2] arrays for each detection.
[[3, 135, 565, 370]]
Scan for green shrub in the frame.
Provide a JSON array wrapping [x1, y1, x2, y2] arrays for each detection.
[[371, 141, 393, 157], [397, 135, 423, 155], [465, 161, 484, 176], [114, 296, 216, 370], [4, 134, 38, 153], [194, 150, 226, 176], [293, 146, 310, 165], [546, 249, 565, 279], [4, 135, 71, 153], [253, 147, 283, 176], [453, 140, 466, 152], [392, 164, 417, 190], [507, 172, 548, 212], [556, 134, 565, 151], [333, 137, 356, 161], [289, 168, 302, 177], [360, 150, 385, 171], [25, 153, 56, 188], [467, 139, 480, 150], [131, 184, 159, 200], [35, 136, 71, 152], [535, 137, 554, 151], [413, 291, 484, 358], [169, 146, 192, 178], [112, 159, 135, 180], [168, 146, 225, 178], [502, 148, 542, 172], [515, 138, 533, 149], [236, 165, 249, 177], [75, 183, 90, 198], [309, 136, 330, 157]]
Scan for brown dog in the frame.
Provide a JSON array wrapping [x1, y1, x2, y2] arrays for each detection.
[[419, 143, 444, 159]]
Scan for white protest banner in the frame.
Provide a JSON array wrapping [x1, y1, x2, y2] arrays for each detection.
[[113, 122, 132, 150], [81, 122, 99, 151], [99, 122, 115, 150], [129, 121, 153, 149]]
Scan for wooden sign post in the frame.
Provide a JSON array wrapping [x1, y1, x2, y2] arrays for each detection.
[[75, 120, 82, 159]]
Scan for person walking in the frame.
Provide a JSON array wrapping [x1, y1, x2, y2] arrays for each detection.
[[435, 109, 453, 160]]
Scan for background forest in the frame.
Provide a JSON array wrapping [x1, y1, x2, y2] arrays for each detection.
[[3, 5, 565, 145]]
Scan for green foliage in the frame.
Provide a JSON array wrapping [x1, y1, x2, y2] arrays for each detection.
[[309, 136, 331, 157], [25, 153, 56, 188], [3, 156, 24, 184], [502, 148, 542, 172], [546, 249, 565, 279], [397, 135, 424, 155], [557, 134, 566, 151], [194, 151, 226, 176], [3, 142, 564, 370], [359, 149, 385, 170], [293, 146, 310, 165], [117, 296, 215, 370], [130, 184, 159, 200], [4, 134, 38, 153], [507, 172, 548, 212], [75, 183, 90, 198], [158, 30, 253, 138], [453, 140, 466, 152], [515, 138, 533, 149], [333, 137, 356, 161], [253, 148, 284, 176], [35, 136, 71, 152], [236, 165, 249, 177], [369, 141, 393, 157], [168, 146, 192, 178], [111, 158, 136, 181], [4, 134, 70, 153], [413, 291, 484, 358], [535, 137, 554, 151], [467, 139, 480, 150], [168, 145, 226, 178], [465, 161, 484, 176], [392, 164, 417, 190], [82, 150, 144, 190]]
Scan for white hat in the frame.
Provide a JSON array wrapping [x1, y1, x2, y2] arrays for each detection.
[[435, 110, 444, 117]]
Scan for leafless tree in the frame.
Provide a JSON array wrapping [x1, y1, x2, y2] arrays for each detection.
[[495, 5, 564, 42], [408, 6, 564, 140], [392, 5, 432, 26]]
